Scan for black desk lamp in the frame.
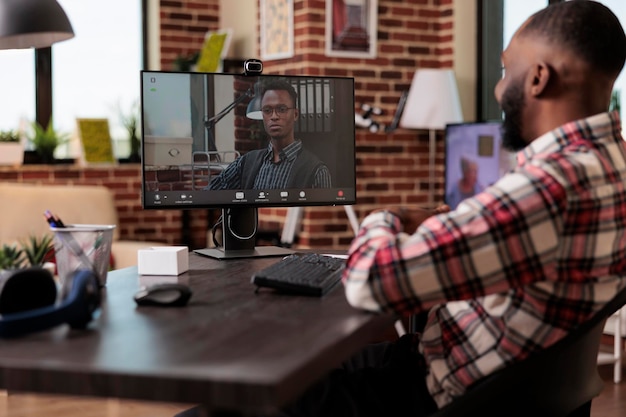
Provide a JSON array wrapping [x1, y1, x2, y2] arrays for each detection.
[[204, 88, 254, 151], [204, 81, 263, 151], [0, 0, 74, 50]]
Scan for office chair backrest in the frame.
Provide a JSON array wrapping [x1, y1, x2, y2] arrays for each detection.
[[430, 283, 626, 417]]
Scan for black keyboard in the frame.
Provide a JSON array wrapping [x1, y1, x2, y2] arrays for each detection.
[[251, 253, 346, 296]]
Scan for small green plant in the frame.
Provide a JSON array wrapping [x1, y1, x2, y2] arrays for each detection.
[[29, 121, 70, 163], [0, 130, 20, 143], [172, 52, 199, 72], [0, 235, 54, 270], [20, 235, 54, 267], [610, 89, 621, 117], [0, 243, 25, 270], [119, 101, 141, 161]]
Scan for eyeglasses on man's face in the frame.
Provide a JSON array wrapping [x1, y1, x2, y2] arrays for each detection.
[[261, 105, 295, 116]]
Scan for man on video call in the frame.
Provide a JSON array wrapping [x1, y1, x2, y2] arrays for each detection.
[[445, 156, 483, 209], [274, 1, 626, 416], [206, 78, 332, 190]]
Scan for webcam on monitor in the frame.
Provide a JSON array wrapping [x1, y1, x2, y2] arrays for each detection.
[[243, 59, 263, 76]]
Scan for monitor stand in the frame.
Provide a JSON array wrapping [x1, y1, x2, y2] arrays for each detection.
[[194, 207, 294, 260]]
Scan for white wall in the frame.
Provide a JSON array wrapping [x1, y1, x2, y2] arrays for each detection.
[[454, 0, 477, 122], [220, 0, 258, 59]]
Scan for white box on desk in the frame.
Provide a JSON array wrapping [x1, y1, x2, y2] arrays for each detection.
[[138, 246, 189, 275], [143, 136, 192, 166]]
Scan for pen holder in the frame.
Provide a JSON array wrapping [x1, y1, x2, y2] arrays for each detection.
[[51, 224, 116, 287]]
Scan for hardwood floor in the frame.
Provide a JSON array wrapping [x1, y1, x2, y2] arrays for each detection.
[[592, 364, 626, 417], [0, 391, 194, 417], [0, 365, 624, 416]]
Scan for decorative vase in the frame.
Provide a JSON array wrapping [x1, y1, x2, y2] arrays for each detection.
[[0, 143, 23, 166]]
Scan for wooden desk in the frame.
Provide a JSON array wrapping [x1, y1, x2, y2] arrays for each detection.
[[0, 253, 394, 416]]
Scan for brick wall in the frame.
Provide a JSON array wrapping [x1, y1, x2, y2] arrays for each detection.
[[157, 0, 456, 250], [159, 0, 221, 69]]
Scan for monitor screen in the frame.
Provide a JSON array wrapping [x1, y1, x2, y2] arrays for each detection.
[[140, 70, 356, 258], [444, 121, 516, 210]]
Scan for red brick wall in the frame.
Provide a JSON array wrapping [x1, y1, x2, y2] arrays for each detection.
[[262, 0, 455, 121], [157, 0, 456, 250], [159, 0, 221, 69], [258, 0, 455, 248]]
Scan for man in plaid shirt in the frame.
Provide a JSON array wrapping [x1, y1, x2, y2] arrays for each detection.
[[276, 2, 626, 417]]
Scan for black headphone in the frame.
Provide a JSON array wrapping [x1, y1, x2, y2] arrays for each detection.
[[0, 267, 101, 338]]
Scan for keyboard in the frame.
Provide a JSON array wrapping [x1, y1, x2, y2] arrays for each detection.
[[251, 253, 346, 296]]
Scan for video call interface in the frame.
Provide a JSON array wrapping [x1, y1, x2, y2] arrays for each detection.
[[444, 122, 516, 210], [140, 71, 357, 210]]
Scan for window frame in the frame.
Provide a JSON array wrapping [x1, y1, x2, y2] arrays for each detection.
[[34, 0, 149, 130], [476, 0, 563, 122]]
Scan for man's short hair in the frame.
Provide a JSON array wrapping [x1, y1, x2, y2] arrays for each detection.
[[261, 78, 298, 107], [520, 1, 626, 77]]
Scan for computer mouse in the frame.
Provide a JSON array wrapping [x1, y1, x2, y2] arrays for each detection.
[[133, 283, 192, 307]]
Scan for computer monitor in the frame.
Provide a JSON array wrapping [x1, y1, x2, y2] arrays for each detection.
[[444, 121, 516, 210], [140, 70, 356, 259]]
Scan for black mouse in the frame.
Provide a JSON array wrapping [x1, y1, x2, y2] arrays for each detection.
[[133, 283, 192, 307]]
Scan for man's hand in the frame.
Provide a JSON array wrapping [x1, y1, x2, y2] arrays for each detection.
[[374, 205, 450, 232]]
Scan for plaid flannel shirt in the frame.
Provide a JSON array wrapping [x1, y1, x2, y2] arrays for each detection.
[[343, 112, 626, 408]]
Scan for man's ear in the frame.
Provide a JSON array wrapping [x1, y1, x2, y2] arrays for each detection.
[[529, 61, 551, 97]]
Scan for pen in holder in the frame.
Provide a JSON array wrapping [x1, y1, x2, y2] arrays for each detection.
[[50, 224, 116, 287]]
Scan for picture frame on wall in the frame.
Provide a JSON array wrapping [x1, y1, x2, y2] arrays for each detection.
[[76, 118, 116, 165], [260, 0, 294, 61], [325, 0, 378, 58], [196, 29, 233, 72]]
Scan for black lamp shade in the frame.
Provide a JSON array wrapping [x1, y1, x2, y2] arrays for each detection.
[[0, 0, 74, 50]]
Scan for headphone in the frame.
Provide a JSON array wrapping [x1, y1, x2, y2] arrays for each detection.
[[0, 267, 101, 338]]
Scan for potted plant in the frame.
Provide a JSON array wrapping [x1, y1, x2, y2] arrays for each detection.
[[0, 243, 25, 271], [0, 234, 54, 272], [0, 130, 23, 166], [119, 101, 141, 163], [20, 235, 55, 267], [0, 235, 56, 315], [28, 121, 70, 164]]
